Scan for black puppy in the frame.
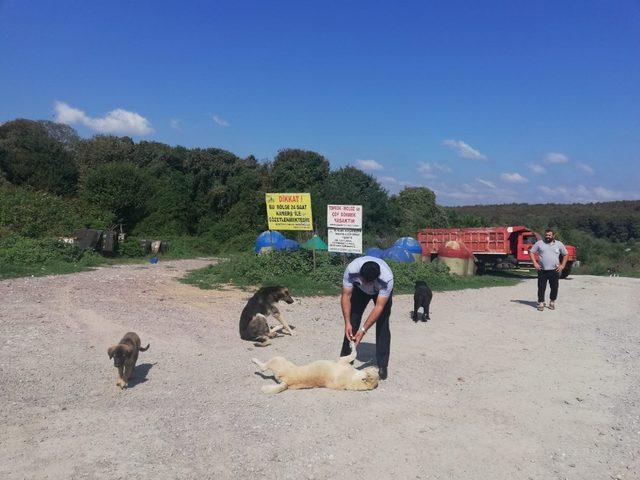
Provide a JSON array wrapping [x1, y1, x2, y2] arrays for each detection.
[[412, 280, 432, 322]]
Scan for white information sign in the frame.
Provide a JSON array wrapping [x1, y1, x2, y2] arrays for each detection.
[[328, 228, 363, 254], [327, 204, 362, 229]]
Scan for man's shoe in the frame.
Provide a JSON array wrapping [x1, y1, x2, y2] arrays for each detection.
[[378, 367, 388, 380]]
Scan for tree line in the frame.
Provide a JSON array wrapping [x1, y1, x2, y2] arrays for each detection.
[[1, 118, 638, 252], [0, 119, 448, 249], [450, 201, 640, 243]]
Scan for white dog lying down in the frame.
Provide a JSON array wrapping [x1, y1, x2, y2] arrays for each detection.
[[252, 342, 379, 393]]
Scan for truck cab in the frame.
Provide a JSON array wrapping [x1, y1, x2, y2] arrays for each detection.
[[515, 231, 540, 264]]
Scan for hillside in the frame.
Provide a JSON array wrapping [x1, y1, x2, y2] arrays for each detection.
[[450, 201, 640, 242]]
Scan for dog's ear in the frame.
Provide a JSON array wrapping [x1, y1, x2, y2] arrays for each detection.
[[121, 344, 134, 356], [107, 345, 116, 359]]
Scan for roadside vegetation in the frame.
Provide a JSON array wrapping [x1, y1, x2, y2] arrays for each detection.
[[181, 251, 519, 296], [1, 118, 639, 281]]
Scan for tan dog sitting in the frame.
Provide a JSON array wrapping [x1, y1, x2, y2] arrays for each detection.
[[107, 332, 150, 389], [251, 342, 379, 393]]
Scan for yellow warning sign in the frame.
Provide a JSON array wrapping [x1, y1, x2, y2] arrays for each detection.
[[265, 193, 313, 231]]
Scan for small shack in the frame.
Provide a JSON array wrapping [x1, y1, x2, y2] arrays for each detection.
[[436, 240, 476, 276]]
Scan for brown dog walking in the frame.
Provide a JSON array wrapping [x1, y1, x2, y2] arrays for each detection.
[[107, 332, 150, 389]]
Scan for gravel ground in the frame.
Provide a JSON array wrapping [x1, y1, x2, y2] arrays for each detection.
[[0, 259, 639, 480]]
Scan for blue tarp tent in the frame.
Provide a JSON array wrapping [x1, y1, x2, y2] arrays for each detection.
[[277, 238, 300, 251], [254, 230, 286, 253], [383, 245, 415, 263], [393, 237, 422, 255], [365, 247, 385, 258]]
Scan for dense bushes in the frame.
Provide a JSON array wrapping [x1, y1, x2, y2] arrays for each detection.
[[181, 251, 517, 296], [0, 235, 104, 279], [0, 184, 108, 238], [561, 230, 639, 276]]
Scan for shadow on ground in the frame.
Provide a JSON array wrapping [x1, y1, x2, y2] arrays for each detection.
[[128, 362, 156, 388], [510, 299, 540, 309], [485, 270, 537, 279]]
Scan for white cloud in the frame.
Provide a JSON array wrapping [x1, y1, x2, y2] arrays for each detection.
[[501, 172, 529, 184], [355, 159, 383, 170], [377, 175, 416, 194], [432, 181, 520, 205], [437, 191, 484, 201], [475, 178, 496, 189], [545, 152, 569, 164], [378, 176, 399, 184], [593, 186, 617, 199], [212, 114, 230, 127], [170, 118, 182, 131], [576, 162, 594, 175], [54, 101, 153, 136], [377, 175, 414, 187], [530, 163, 546, 174], [433, 183, 488, 201], [538, 185, 570, 197], [537, 185, 639, 202], [433, 162, 452, 173], [442, 139, 487, 160], [418, 161, 453, 177]]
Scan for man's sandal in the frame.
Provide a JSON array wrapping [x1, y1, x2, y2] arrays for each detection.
[[548, 303, 555, 310], [537, 303, 545, 311]]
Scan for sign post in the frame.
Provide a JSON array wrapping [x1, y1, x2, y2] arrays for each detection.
[[327, 204, 363, 254], [328, 228, 363, 254], [265, 193, 313, 231]]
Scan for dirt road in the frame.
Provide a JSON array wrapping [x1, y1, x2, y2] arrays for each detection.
[[1, 259, 638, 480]]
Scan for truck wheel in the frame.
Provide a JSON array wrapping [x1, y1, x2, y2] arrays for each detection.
[[560, 263, 572, 279]]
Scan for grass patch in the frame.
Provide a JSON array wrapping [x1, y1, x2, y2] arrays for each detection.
[[181, 251, 519, 296], [0, 235, 110, 279], [0, 235, 157, 280], [0, 233, 228, 280]]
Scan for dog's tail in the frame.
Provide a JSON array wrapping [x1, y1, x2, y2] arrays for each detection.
[[139, 343, 150, 352], [252, 358, 268, 371]]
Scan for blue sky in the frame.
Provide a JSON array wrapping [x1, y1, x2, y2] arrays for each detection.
[[1, 0, 639, 205]]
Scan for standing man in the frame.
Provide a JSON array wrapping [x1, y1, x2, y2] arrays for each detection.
[[340, 256, 394, 380], [529, 228, 568, 311]]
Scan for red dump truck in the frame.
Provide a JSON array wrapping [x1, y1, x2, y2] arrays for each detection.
[[417, 226, 577, 278]]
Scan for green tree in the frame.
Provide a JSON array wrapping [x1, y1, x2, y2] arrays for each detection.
[[73, 135, 135, 175], [391, 187, 449, 235], [133, 170, 191, 236], [268, 149, 331, 232], [0, 119, 79, 195], [80, 163, 152, 229], [268, 149, 330, 191], [129, 141, 187, 172], [326, 166, 391, 234]]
